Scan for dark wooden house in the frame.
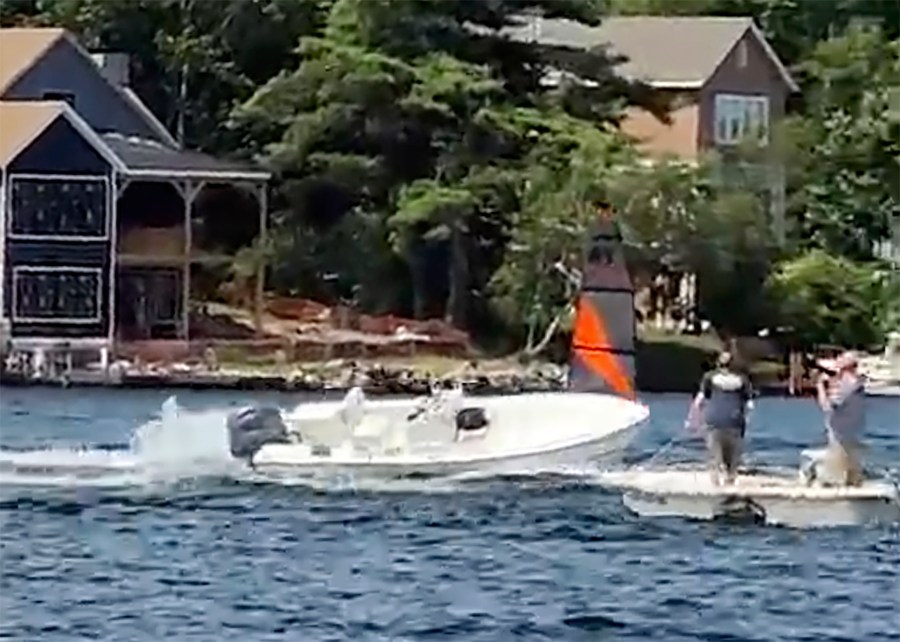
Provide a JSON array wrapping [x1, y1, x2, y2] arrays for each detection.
[[0, 28, 270, 367]]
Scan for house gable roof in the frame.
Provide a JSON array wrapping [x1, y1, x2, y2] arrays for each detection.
[[0, 100, 64, 168], [0, 27, 180, 148], [0, 99, 126, 170], [0, 101, 268, 180], [501, 15, 798, 92], [0, 28, 65, 94]]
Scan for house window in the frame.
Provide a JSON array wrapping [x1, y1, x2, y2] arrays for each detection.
[[12, 267, 102, 324], [42, 90, 76, 107], [9, 176, 107, 238], [714, 94, 769, 145]]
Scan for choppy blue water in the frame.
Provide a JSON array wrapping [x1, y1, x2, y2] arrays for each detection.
[[0, 387, 898, 642]]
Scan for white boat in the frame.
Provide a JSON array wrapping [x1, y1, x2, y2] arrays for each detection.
[[599, 449, 900, 528], [226, 209, 650, 480], [861, 332, 900, 396], [227, 385, 649, 479]]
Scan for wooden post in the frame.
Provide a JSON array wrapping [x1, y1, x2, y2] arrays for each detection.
[[178, 180, 204, 342], [255, 183, 268, 338], [108, 175, 129, 358]]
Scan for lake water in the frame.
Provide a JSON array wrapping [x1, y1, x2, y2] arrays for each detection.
[[0, 387, 898, 641]]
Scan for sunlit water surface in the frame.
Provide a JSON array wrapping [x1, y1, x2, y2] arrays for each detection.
[[0, 387, 898, 641]]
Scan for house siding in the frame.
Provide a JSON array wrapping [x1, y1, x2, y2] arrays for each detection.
[[2, 37, 166, 144], [698, 30, 788, 151], [2, 117, 114, 339], [698, 30, 790, 240]]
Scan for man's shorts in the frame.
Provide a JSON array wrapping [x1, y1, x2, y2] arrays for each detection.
[[706, 427, 744, 473]]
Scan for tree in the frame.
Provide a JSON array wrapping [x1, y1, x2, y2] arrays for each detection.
[[604, 156, 778, 336], [232, 0, 649, 333], [766, 249, 890, 349], [13, 0, 325, 152], [489, 114, 630, 351], [784, 26, 899, 259]]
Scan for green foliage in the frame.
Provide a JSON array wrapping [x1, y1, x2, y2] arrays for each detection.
[[604, 157, 779, 335], [766, 250, 891, 348], [5, 0, 896, 352], [784, 26, 899, 259], [490, 120, 628, 345], [13, 0, 325, 151]]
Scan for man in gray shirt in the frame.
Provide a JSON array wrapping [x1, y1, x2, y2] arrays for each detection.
[[817, 351, 867, 486]]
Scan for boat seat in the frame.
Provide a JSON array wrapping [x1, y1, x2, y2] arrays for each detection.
[[295, 387, 365, 449], [406, 387, 464, 448]]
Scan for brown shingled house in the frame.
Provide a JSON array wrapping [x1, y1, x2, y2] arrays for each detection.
[[504, 16, 799, 238]]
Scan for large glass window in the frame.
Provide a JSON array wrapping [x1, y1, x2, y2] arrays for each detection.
[[714, 94, 769, 145], [13, 268, 102, 323], [9, 177, 107, 237]]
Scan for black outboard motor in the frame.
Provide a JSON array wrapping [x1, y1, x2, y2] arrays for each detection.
[[226, 405, 291, 460]]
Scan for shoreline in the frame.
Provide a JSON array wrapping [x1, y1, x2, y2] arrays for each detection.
[[0, 364, 807, 397]]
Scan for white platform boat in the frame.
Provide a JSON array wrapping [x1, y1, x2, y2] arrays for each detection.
[[861, 332, 900, 397], [227, 386, 649, 479], [599, 449, 900, 528], [225, 207, 650, 481]]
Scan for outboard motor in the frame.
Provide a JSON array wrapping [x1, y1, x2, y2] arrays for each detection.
[[227, 405, 291, 460]]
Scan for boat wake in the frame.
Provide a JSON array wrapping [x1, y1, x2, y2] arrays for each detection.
[[0, 396, 602, 495], [0, 397, 242, 489]]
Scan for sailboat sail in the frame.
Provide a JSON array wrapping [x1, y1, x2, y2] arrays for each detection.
[[568, 204, 637, 398]]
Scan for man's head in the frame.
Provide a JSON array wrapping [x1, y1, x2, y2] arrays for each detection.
[[716, 351, 733, 368]]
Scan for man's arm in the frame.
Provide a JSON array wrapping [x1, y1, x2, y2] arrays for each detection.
[[743, 376, 755, 412], [685, 373, 710, 430]]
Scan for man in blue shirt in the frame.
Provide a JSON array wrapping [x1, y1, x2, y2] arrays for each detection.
[[687, 351, 754, 485]]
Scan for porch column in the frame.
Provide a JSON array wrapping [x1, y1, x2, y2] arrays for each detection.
[[178, 180, 204, 341], [255, 182, 268, 338], [108, 176, 131, 352]]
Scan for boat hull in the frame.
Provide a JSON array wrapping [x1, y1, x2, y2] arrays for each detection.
[[250, 392, 648, 480], [601, 469, 900, 528], [252, 423, 635, 480], [864, 381, 900, 397]]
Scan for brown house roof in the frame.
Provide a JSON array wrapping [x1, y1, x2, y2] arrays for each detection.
[[0, 100, 64, 167], [0, 27, 66, 93], [0, 27, 180, 148], [0, 99, 125, 170], [0, 100, 269, 179], [502, 15, 797, 91]]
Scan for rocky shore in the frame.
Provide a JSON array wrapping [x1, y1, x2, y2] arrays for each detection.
[[0, 359, 570, 396], [0, 356, 802, 396]]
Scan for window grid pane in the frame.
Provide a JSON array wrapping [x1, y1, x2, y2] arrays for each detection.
[[10, 178, 107, 237], [14, 270, 101, 321]]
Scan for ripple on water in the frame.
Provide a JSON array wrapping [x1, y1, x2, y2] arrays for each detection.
[[1, 389, 899, 641]]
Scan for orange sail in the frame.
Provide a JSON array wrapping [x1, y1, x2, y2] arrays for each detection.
[[568, 205, 637, 399]]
